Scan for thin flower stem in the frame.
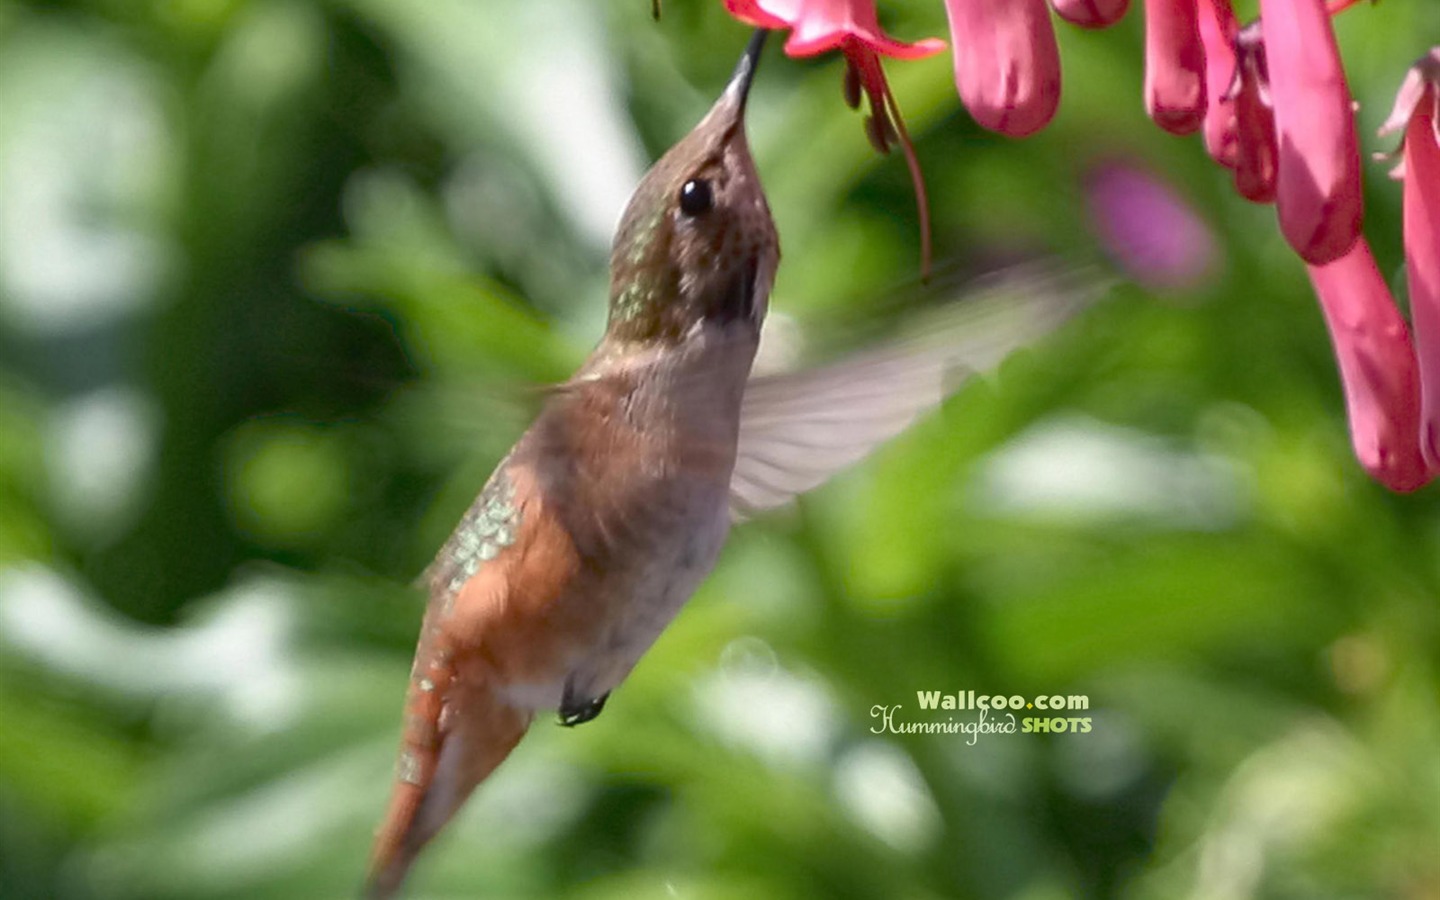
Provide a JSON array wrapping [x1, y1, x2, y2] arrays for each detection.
[[880, 72, 933, 282]]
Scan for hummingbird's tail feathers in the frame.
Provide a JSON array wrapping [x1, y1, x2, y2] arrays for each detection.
[[365, 652, 530, 899], [729, 261, 1111, 521], [365, 618, 454, 899]]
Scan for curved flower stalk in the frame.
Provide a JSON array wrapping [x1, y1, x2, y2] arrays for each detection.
[[1379, 51, 1440, 469]]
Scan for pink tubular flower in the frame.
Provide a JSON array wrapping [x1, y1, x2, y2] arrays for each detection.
[[1378, 50, 1440, 468], [1259, 0, 1362, 264], [943, 0, 1062, 138], [1142, 0, 1206, 135], [1050, 0, 1130, 29], [724, 0, 945, 273], [1195, 0, 1238, 166], [1306, 239, 1431, 492]]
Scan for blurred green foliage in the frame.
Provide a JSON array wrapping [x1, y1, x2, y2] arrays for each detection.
[[1, 1, 1438, 898]]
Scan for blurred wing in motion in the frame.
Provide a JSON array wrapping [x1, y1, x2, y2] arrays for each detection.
[[728, 264, 1109, 520]]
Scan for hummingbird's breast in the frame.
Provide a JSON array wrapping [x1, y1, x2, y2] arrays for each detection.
[[499, 319, 761, 709]]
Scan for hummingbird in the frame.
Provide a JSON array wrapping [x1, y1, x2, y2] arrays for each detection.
[[367, 29, 1098, 898]]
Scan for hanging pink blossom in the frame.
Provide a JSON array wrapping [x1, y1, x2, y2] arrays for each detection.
[[943, 0, 1062, 138], [1143, 0, 1206, 135], [1260, 0, 1362, 264], [1306, 239, 1430, 491]]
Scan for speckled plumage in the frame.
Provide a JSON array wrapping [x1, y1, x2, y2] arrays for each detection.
[[430, 468, 521, 601]]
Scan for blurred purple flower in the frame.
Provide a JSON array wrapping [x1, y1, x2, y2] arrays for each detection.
[[1085, 161, 1216, 289]]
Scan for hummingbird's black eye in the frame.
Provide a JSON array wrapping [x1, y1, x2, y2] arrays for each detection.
[[678, 179, 713, 216]]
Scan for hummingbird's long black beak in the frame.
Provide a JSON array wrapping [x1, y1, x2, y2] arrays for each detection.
[[724, 29, 768, 112]]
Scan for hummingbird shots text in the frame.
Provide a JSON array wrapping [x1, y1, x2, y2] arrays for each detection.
[[869, 690, 1094, 745]]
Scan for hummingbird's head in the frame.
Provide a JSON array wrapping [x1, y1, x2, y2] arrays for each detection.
[[606, 30, 778, 345]]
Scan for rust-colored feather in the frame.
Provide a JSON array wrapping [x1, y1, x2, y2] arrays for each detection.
[[365, 462, 582, 898]]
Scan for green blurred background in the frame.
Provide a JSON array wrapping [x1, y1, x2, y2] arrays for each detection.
[[1, 1, 1437, 897]]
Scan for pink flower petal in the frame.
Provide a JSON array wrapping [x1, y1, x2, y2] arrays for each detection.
[[1196, 0, 1239, 166], [1399, 80, 1440, 469], [728, 0, 946, 59], [724, 0, 793, 29], [944, 0, 1062, 137], [1143, 0, 1206, 135], [1306, 239, 1430, 492], [1050, 0, 1130, 29], [1260, 0, 1362, 264]]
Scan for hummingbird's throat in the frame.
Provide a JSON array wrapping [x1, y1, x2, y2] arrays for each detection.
[[608, 250, 763, 344], [609, 273, 670, 336]]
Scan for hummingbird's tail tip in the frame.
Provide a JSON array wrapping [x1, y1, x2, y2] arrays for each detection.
[[360, 858, 408, 900], [360, 858, 394, 899]]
